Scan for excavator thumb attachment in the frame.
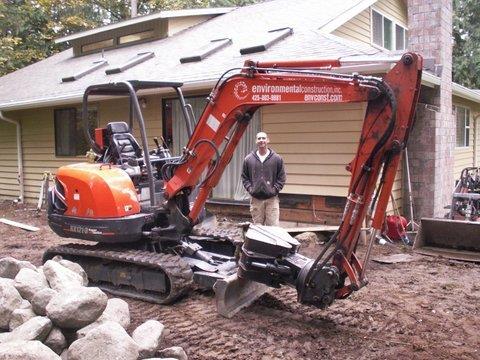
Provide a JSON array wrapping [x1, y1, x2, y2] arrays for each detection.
[[413, 218, 480, 262], [213, 273, 268, 318]]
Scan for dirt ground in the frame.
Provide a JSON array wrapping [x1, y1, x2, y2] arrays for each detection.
[[0, 201, 479, 360]]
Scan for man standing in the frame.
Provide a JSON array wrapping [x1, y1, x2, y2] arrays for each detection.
[[241, 131, 286, 226]]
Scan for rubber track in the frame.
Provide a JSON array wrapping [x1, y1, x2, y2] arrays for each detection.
[[43, 243, 193, 304], [192, 224, 244, 244]]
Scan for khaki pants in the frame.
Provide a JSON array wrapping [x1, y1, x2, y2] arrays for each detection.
[[250, 196, 280, 226]]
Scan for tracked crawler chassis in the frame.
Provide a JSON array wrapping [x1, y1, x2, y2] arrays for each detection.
[[46, 54, 422, 316]]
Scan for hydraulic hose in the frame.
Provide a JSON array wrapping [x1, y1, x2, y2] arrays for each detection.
[[300, 79, 398, 292]]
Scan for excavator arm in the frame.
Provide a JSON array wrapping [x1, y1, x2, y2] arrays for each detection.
[[164, 53, 422, 310]]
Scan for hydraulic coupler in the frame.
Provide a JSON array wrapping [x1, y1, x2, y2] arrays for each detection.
[[238, 224, 340, 309]]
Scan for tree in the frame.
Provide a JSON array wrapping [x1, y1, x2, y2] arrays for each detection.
[[453, 0, 480, 88], [0, 1, 56, 76], [0, 0, 258, 76], [0, 0, 108, 76]]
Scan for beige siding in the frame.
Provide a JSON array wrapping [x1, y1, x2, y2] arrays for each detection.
[[168, 16, 213, 36], [476, 115, 480, 166], [262, 103, 403, 212], [15, 108, 77, 202], [372, 0, 408, 27], [452, 97, 480, 180], [454, 146, 474, 179], [0, 121, 19, 200], [332, 9, 371, 45], [332, 0, 407, 46], [3, 96, 166, 203], [262, 102, 363, 198], [98, 94, 163, 148]]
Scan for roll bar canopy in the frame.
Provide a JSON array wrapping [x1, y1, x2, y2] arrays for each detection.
[[82, 80, 190, 207]]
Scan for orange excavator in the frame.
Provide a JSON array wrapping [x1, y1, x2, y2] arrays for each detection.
[[45, 53, 422, 317]]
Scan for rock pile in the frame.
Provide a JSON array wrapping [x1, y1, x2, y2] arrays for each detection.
[[0, 256, 188, 360]]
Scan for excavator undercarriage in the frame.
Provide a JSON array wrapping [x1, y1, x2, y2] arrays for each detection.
[[46, 53, 423, 317]]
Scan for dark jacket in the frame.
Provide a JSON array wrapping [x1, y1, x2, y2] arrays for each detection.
[[241, 149, 286, 200]]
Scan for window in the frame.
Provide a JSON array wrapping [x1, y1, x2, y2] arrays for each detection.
[[81, 38, 114, 53], [118, 30, 154, 45], [456, 106, 471, 148], [162, 96, 260, 200], [371, 9, 407, 50], [54, 108, 97, 157], [395, 24, 405, 50]]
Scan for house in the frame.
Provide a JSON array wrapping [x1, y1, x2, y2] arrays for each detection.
[[0, 0, 475, 224]]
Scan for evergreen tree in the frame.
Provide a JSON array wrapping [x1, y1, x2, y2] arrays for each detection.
[[0, 0, 257, 76], [453, 0, 480, 88]]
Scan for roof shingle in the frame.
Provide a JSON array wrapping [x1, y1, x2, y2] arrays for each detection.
[[0, 0, 382, 110]]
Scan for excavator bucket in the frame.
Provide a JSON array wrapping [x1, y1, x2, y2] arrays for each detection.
[[413, 218, 480, 262], [213, 273, 268, 318]]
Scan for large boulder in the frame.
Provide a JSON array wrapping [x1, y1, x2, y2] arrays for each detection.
[[294, 232, 328, 258], [32, 288, 58, 316], [0, 340, 61, 360], [9, 303, 36, 330], [13, 268, 48, 302], [157, 347, 188, 360], [76, 298, 130, 338], [18, 299, 32, 309], [44, 327, 67, 355], [132, 320, 165, 359], [0, 257, 36, 279], [46, 287, 107, 329], [43, 260, 85, 292], [0, 280, 23, 330], [67, 321, 139, 360], [0, 278, 14, 287], [0, 316, 52, 344], [60, 349, 68, 360], [51, 256, 88, 286]]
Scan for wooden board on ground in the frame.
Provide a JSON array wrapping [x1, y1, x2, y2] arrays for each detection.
[[286, 225, 338, 235], [0, 218, 40, 232], [372, 254, 416, 264]]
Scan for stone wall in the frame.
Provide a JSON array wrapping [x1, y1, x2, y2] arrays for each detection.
[[407, 0, 454, 218]]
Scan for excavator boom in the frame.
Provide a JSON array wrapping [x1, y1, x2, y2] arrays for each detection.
[[164, 53, 422, 308]]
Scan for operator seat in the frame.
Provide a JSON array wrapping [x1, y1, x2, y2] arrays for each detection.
[[106, 122, 142, 164]]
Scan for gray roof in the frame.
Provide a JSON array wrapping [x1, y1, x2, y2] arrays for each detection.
[[0, 0, 383, 111]]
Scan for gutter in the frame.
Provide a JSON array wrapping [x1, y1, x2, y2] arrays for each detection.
[[452, 83, 480, 103], [0, 111, 24, 203], [0, 79, 219, 111]]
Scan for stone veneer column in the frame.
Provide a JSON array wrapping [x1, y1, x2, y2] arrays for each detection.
[[406, 0, 454, 218]]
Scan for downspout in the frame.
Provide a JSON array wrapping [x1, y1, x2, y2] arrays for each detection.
[[0, 111, 24, 203]]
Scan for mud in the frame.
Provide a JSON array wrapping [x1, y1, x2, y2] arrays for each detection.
[[0, 201, 479, 360]]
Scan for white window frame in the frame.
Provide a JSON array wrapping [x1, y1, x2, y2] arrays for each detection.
[[370, 8, 407, 51], [455, 105, 471, 149]]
